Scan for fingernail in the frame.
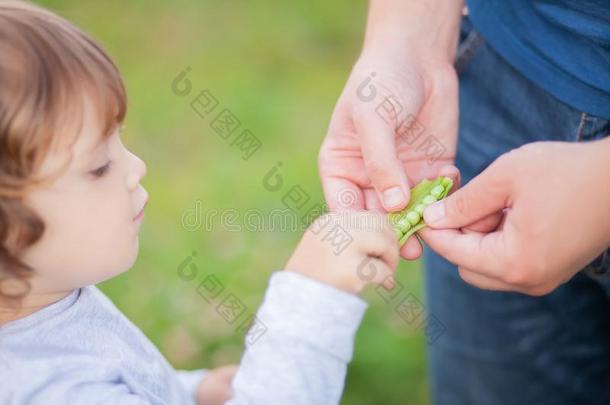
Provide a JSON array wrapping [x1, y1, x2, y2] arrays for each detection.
[[382, 186, 405, 209], [424, 201, 445, 224]]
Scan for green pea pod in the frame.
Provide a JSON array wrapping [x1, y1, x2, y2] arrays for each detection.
[[388, 176, 453, 246]]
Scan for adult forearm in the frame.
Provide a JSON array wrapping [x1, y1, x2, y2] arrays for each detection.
[[594, 136, 610, 245], [362, 0, 464, 62]]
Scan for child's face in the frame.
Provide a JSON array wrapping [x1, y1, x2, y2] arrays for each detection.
[[20, 96, 148, 294]]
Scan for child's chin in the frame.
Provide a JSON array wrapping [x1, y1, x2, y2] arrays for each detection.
[[125, 239, 141, 268], [100, 243, 141, 283]]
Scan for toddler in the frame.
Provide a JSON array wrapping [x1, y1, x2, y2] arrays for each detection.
[[0, 2, 400, 404]]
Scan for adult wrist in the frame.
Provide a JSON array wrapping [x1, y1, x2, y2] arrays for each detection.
[[361, 0, 463, 63], [586, 136, 610, 246], [598, 137, 610, 246]]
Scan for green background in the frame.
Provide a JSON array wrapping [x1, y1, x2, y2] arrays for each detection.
[[39, 1, 430, 403]]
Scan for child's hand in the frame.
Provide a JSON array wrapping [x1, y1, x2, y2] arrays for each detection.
[[285, 211, 400, 294], [196, 365, 238, 405]]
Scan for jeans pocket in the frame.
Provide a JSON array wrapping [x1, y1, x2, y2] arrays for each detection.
[[574, 116, 610, 282], [454, 17, 484, 75], [583, 249, 610, 299]]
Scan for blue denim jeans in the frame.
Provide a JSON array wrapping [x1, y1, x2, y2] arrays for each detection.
[[424, 18, 610, 404]]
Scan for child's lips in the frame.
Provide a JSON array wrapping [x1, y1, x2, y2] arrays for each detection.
[[133, 209, 144, 222], [133, 199, 148, 222]]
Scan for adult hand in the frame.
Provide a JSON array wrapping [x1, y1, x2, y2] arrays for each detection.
[[319, 0, 462, 260], [419, 139, 610, 295]]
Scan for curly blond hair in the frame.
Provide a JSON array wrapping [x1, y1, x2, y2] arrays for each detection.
[[0, 1, 127, 304]]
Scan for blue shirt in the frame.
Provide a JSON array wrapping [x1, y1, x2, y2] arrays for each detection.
[[467, 0, 610, 119], [0, 272, 367, 404]]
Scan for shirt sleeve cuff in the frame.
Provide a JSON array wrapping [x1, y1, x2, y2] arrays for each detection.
[[174, 368, 208, 404], [254, 271, 368, 362]]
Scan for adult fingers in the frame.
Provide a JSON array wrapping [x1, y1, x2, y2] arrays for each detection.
[[418, 227, 507, 278], [354, 107, 411, 212], [321, 177, 365, 211], [456, 267, 514, 291], [437, 164, 461, 192], [423, 158, 511, 229], [399, 236, 423, 260], [363, 188, 386, 212], [462, 211, 504, 233]]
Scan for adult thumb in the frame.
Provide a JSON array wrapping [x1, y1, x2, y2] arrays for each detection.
[[355, 107, 410, 212], [423, 159, 511, 228]]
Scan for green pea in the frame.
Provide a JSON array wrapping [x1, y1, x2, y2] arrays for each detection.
[[422, 195, 436, 205], [396, 216, 411, 231], [431, 185, 444, 198], [388, 176, 453, 247], [394, 228, 403, 241], [405, 211, 420, 225], [413, 204, 425, 215]]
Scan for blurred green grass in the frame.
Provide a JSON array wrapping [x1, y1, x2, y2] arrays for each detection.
[[39, 1, 430, 403]]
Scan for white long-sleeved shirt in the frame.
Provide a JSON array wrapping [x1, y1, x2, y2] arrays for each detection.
[[0, 271, 367, 404]]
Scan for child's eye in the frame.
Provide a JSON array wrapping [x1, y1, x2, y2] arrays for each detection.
[[91, 161, 112, 178]]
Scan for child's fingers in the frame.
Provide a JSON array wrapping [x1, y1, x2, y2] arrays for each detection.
[[381, 275, 396, 290], [352, 212, 398, 255], [362, 257, 396, 287], [216, 365, 239, 380]]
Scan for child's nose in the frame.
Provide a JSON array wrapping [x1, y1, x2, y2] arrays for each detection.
[[126, 151, 147, 190]]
